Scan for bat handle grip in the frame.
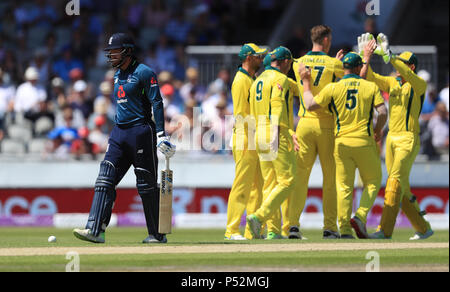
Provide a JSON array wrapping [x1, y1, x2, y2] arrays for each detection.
[[165, 157, 170, 170]]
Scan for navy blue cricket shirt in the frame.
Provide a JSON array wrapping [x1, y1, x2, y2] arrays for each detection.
[[113, 59, 165, 133]]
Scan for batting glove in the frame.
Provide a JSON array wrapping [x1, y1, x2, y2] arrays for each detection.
[[157, 131, 176, 158], [375, 33, 392, 64], [357, 33, 374, 57]]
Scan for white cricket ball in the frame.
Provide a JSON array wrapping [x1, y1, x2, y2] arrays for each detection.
[[48, 235, 57, 243]]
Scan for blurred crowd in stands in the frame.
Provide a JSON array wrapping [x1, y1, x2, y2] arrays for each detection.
[[0, 0, 286, 159], [416, 70, 449, 160], [0, 0, 448, 161]]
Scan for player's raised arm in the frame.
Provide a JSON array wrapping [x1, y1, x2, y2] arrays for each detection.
[[357, 33, 397, 94], [359, 38, 377, 79], [297, 63, 322, 111], [391, 54, 427, 93], [375, 33, 426, 92]]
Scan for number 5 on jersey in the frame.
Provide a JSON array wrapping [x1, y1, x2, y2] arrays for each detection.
[[346, 89, 358, 110]]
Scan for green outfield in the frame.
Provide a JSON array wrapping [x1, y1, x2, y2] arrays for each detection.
[[0, 227, 448, 272]]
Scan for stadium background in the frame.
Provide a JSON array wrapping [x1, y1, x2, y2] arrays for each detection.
[[0, 0, 448, 230]]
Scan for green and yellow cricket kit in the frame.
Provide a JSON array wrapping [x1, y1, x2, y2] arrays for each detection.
[[264, 77, 299, 236], [366, 52, 429, 237], [225, 50, 266, 239], [314, 59, 385, 236], [249, 48, 296, 231], [287, 51, 344, 233]]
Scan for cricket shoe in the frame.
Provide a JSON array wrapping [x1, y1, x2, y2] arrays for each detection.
[[224, 234, 247, 241], [142, 234, 168, 244], [246, 214, 262, 239], [323, 230, 340, 239], [350, 216, 369, 239], [288, 226, 307, 240], [73, 228, 105, 243], [340, 234, 356, 239], [409, 229, 434, 241], [368, 230, 391, 239], [265, 232, 284, 240]]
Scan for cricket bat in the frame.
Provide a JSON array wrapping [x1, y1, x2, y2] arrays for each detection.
[[158, 157, 173, 234]]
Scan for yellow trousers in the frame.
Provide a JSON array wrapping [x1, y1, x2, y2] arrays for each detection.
[[266, 191, 289, 237], [286, 117, 338, 232], [225, 132, 263, 239], [253, 129, 296, 228], [379, 132, 429, 236], [334, 137, 382, 235]]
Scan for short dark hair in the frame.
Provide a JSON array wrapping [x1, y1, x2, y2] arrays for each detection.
[[310, 25, 332, 45]]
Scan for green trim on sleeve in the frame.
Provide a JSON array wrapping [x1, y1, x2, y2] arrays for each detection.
[[405, 88, 415, 131], [330, 98, 340, 134], [367, 95, 375, 136]]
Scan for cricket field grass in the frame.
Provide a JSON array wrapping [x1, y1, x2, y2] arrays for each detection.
[[0, 227, 448, 272]]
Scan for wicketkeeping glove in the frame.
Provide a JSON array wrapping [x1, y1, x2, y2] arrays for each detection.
[[357, 33, 375, 58], [157, 131, 176, 158], [375, 33, 392, 64]]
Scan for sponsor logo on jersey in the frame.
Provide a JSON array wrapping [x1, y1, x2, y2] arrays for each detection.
[[150, 77, 158, 87], [117, 85, 128, 104], [127, 75, 138, 83]]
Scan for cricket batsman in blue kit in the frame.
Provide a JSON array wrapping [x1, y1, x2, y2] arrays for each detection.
[[73, 33, 176, 244]]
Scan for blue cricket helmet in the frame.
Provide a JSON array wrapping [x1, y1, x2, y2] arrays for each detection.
[[104, 33, 135, 51], [104, 33, 136, 68]]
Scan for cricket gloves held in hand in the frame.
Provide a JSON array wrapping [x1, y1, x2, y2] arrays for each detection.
[[375, 33, 392, 64], [357, 32, 375, 57], [358, 32, 392, 64], [157, 131, 176, 158]]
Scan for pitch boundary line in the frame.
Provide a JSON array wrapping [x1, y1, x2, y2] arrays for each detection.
[[0, 242, 447, 257]]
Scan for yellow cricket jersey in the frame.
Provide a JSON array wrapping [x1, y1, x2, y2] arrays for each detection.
[[250, 67, 290, 131], [287, 77, 299, 135], [366, 57, 427, 134], [314, 74, 385, 138], [232, 67, 254, 135], [293, 51, 345, 119]]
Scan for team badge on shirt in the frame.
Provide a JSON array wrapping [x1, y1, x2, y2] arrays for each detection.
[[127, 75, 138, 83], [150, 77, 158, 87]]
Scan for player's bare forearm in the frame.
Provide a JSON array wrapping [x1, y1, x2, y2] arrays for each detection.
[[297, 64, 320, 111], [303, 88, 321, 111], [360, 39, 377, 79], [374, 104, 388, 141], [292, 133, 300, 152], [360, 63, 370, 80]]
